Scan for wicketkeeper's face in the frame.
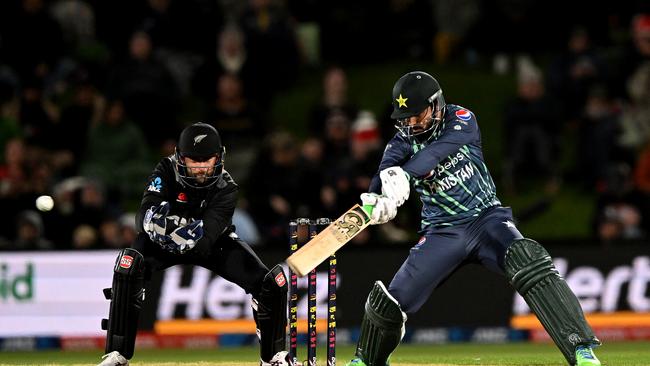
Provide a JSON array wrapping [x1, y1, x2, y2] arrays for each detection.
[[184, 156, 218, 184]]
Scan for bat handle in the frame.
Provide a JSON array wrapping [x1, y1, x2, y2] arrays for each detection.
[[362, 204, 374, 216]]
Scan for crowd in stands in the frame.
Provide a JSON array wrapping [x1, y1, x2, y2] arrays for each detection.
[[0, 0, 649, 250]]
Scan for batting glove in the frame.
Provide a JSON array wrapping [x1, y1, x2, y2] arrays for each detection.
[[380, 166, 410, 206], [143, 201, 170, 243], [360, 193, 397, 225]]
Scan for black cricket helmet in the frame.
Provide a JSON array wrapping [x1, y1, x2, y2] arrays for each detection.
[[391, 71, 446, 140], [174, 122, 226, 188]]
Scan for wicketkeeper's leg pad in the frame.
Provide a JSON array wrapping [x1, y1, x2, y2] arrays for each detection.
[[101, 248, 145, 359], [252, 264, 288, 362], [355, 281, 407, 366], [505, 239, 600, 365]]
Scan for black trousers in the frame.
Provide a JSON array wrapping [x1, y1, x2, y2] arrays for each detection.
[[132, 231, 269, 296]]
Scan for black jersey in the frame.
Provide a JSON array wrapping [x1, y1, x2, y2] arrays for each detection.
[[135, 154, 239, 250]]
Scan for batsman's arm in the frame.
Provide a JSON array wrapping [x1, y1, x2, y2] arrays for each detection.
[[401, 117, 477, 178]]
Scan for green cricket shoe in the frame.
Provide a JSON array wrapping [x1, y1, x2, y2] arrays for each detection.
[[576, 345, 601, 366], [345, 358, 367, 366], [345, 357, 392, 366]]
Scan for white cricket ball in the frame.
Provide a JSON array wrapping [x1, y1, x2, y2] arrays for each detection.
[[35, 195, 54, 212]]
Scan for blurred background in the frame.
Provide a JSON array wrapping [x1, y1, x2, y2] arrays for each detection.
[[0, 0, 649, 355]]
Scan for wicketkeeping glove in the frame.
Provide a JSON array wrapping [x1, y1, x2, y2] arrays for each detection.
[[360, 193, 397, 225], [163, 219, 204, 254], [143, 201, 171, 244], [380, 166, 410, 206]]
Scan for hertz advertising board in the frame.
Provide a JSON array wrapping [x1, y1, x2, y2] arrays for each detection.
[[0, 244, 648, 339]]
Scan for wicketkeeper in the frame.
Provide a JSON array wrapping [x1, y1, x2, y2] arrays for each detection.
[[346, 71, 602, 366], [98, 123, 292, 366]]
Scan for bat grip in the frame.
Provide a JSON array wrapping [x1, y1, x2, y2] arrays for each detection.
[[362, 204, 374, 216]]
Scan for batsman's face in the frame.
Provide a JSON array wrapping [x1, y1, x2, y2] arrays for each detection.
[[399, 106, 434, 134], [185, 156, 217, 184]]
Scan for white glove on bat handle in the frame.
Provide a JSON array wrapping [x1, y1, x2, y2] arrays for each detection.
[[380, 166, 410, 207], [360, 193, 397, 225]]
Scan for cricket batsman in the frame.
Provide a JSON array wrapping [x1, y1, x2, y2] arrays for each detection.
[[346, 71, 602, 366], [98, 123, 292, 366]]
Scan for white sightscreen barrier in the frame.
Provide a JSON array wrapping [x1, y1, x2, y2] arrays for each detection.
[[0, 250, 117, 336]]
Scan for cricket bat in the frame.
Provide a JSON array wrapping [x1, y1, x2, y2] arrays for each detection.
[[286, 204, 373, 277]]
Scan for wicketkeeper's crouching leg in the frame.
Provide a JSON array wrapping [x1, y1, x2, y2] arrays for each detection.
[[253, 264, 293, 366], [505, 239, 601, 365], [98, 248, 146, 366], [347, 281, 407, 366]]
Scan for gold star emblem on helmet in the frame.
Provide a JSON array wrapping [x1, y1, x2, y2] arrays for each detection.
[[396, 94, 408, 108]]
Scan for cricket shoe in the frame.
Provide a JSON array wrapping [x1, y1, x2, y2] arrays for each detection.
[[97, 351, 128, 366], [345, 358, 367, 366], [261, 350, 293, 366], [575, 345, 601, 366]]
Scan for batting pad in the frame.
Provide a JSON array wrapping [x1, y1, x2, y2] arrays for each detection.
[[505, 239, 600, 365], [355, 281, 407, 366]]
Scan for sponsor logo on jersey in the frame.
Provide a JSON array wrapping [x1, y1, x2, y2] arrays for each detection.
[[120, 255, 133, 269], [275, 272, 287, 287], [413, 236, 427, 250], [455, 109, 471, 121], [177, 192, 187, 202], [435, 152, 465, 176], [148, 177, 162, 192], [423, 152, 476, 192]]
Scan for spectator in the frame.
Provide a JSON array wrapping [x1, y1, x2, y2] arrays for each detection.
[[50, 0, 97, 53], [119, 212, 138, 245], [18, 76, 59, 147], [575, 86, 622, 189], [0, 138, 30, 240], [206, 73, 263, 142], [0, 86, 21, 156], [139, 0, 218, 56], [347, 111, 383, 198], [379, 0, 434, 61], [240, 0, 300, 110], [322, 110, 352, 168], [619, 62, 650, 151], [80, 99, 151, 202], [594, 164, 645, 242], [613, 14, 650, 100], [309, 66, 358, 137], [246, 131, 310, 245], [71, 224, 98, 249], [547, 27, 609, 121], [503, 62, 562, 194], [98, 217, 129, 249], [433, 0, 480, 64], [106, 30, 179, 148], [192, 25, 254, 102], [51, 80, 104, 175], [0, 0, 64, 81], [633, 142, 650, 219], [14, 210, 53, 250], [205, 73, 263, 181]]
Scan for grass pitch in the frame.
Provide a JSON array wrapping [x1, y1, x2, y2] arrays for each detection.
[[1, 342, 648, 366]]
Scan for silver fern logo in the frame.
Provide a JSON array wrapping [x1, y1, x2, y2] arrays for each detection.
[[193, 134, 208, 145]]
